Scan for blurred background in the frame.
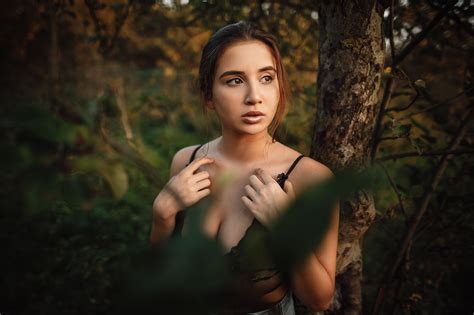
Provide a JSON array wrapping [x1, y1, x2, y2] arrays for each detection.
[[0, 0, 472, 314]]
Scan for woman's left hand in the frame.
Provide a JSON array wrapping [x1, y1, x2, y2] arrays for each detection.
[[241, 168, 296, 228]]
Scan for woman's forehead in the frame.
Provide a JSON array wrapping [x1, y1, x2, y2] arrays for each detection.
[[216, 40, 276, 73]]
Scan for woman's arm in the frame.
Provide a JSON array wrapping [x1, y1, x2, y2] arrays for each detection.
[[290, 203, 339, 311], [150, 145, 213, 244], [289, 161, 340, 311]]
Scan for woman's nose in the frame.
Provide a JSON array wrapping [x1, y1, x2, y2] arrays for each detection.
[[244, 82, 263, 105]]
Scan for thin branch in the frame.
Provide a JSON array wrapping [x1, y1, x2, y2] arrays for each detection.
[[376, 148, 474, 161], [396, 87, 473, 122], [388, 0, 396, 62], [377, 162, 409, 224], [392, 1, 456, 67], [111, 79, 134, 145], [370, 76, 395, 164], [427, 0, 474, 37], [99, 114, 162, 185], [377, 135, 408, 142], [385, 93, 419, 113], [412, 194, 448, 243], [102, 0, 133, 55], [84, 0, 106, 46], [371, 106, 474, 315]]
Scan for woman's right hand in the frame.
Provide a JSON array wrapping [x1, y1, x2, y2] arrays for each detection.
[[153, 157, 215, 220]]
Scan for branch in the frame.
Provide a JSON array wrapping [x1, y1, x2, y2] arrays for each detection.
[[384, 67, 422, 112], [102, 0, 133, 56], [396, 87, 473, 122], [84, 0, 106, 50], [376, 148, 474, 161], [377, 135, 408, 142], [392, 1, 456, 67], [388, 0, 396, 62], [371, 105, 474, 315], [427, 0, 474, 37], [370, 76, 395, 164], [377, 162, 409, 224], [99, 114, 162, 185]]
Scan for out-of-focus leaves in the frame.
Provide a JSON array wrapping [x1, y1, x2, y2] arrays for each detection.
[[8, 105, 78, 144], [269, 169, 375, 270], [122, 198, 232, 314], [70, 155, 129, 199]]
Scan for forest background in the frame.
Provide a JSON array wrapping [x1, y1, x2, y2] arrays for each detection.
[[1, 0, 472, 314]]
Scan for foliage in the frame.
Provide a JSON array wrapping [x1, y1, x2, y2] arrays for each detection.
[[0, 0, 472, 314]]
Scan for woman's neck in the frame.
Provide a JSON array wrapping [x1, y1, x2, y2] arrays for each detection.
[[216, 131, 275, 165]]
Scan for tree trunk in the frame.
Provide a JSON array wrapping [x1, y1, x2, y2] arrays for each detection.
[[309, 1, 385, 313]]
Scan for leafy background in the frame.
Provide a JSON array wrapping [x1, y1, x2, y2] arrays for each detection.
[[0, 0, 472, 314]]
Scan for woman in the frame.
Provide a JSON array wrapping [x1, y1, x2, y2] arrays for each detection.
[[150, 21, 339, 314]]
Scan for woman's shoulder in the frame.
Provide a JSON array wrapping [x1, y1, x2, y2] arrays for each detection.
[[169, 144, 204, 176], [278, 144, 333, 186]]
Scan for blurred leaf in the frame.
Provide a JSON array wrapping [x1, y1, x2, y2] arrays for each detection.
[[71, 155, 129, 199], [270, 169, 374, 270], [10, 105, 78, 144]]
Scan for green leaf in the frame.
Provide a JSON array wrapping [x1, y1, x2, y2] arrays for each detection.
[[10, 105, 77, 144], [269, 169, 374, 270]]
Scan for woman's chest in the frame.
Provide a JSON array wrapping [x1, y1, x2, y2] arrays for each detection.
[[189, 163, 284, 253]]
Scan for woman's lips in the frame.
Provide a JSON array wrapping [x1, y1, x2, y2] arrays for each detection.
[[242, 115, 264, 124]]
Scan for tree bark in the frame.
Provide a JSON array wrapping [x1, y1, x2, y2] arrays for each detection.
[[309, 1, 385, 313]]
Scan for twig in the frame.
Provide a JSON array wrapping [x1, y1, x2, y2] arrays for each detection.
[[371, 106, 473, 315], [102, 0, 133, 55], [111, 79, 134, 145], [377, 162, 409, 224], [392, 1, 456, 67], [427, 0, 474, 37], [370, 76, 395, 164], [388, 0, 396, 62], [377, 135, 408, 142], [99, 114, 161, 185], [376, 148, 474, 161], [385, 93, 419, 113], [396, 88, 473, 122]]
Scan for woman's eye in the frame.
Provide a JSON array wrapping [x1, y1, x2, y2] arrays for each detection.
[[227, 78, 243, 85], [261, 75, 274, 83]]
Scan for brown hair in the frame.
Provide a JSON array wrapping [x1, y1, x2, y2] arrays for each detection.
[[198, 21, 289, 141]]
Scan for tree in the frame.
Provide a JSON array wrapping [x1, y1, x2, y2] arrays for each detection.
[[310, 1, 384, 314], [312, 0, 473, 314]]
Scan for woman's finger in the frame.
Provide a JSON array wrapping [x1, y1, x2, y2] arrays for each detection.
[[186, 156, 214, 174], [244, 184, 258, 202], [249, 174, 264, 191], [241, 196, 256, 212], [255, 168, 275, 185], [194, 179, 211, 191], [196, 188, 211, 199], [192, 170, 210, 182]]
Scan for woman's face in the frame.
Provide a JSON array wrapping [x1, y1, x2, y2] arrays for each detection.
[[208, 40, 280, 136]]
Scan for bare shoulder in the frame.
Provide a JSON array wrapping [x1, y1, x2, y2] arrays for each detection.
[[170, 144, 203, 177], [274, 142, 334, 189], [290, 155, 334, 191]]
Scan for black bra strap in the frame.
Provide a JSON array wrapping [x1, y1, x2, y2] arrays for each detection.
[[187, 144, 203, 165], [276, 155, 305, 188], [286, 154, 305, 177]]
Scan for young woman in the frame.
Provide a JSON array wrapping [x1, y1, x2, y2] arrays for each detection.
[[150, 21, 339, 314]]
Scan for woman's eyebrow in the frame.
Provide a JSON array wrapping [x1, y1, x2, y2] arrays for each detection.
[[218, 66, 277, 79]]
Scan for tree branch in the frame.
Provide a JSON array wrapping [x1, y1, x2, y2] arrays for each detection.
[[99, 114, 162, 185], [396, 87, 473, 122], [370, 76, 395, 164], [376, 148, 474, 161], [371, 105, 474, 315], [392, 1, 456, 67], [377, 162, 409, 224]]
